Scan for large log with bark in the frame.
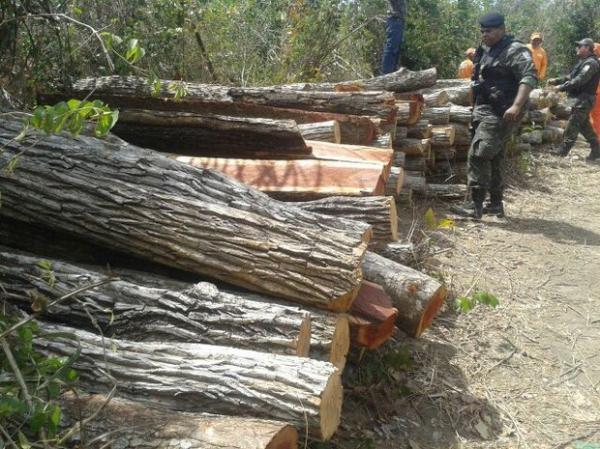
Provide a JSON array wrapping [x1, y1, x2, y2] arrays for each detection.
[[36, 322, 343, 441], [61, 393, 299, 449], [422, 80, 472, 107], [269, 67, 437, 93], [298, 120, 341, 143], [407, 120, 433, 139], [430, 125, 456, 147], [362, 252, 447, 337], [421, 106, 451, 125], [449, 104, 473, 124], [111, 109, 311, 158], [451, 123, 471, 146], [393, 138, 426, 156], [294, 196, 398, 245], [309, 312, 350, 370], [372, 242, 416, 267], [174, 156, 387, 199], [384, 167, 404, 197], [0, 250, 317, 357], [0, 118, 369, 311]]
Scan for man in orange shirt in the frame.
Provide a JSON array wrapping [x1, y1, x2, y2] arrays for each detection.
[[458, 48, 476, 79], [527, 32, 548, 80], [591, 42, 600, 139]]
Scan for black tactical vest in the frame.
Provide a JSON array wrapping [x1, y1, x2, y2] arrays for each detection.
[[472, 36, 520, 115], [568, 56, 600, 97]]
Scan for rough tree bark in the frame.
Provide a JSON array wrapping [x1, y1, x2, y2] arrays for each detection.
[[385, 167, 404, 197], [448, 104, 472, 124], [298, 120, 341, 143], [430, 126, 456, 147], [421, 107, 451, 125], [0, 119, 369, 311], [36, 322, 343, 441], [60, 393, 299, 449], [407, 120, 433, 139], [362, 252, 447, 337], [0, 250, 315, 357]]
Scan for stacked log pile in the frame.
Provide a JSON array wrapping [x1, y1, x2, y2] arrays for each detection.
[[1, 64, 449, 447]]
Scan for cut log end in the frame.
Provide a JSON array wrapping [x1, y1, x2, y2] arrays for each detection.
[[319, 370, 343, 441], [329, 315, 350, 370], [329, 278, 362, 312], [413, 284, 448, 337], [266, 425, 299, 449], [296, 316, 311, 357]]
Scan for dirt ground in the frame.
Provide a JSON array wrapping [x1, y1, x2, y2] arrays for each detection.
[[331, 141, 600, 449]]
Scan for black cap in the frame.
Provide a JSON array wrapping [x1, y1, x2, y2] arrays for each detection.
[[575, 38, 595, 49], [479, 12, 505, 28]]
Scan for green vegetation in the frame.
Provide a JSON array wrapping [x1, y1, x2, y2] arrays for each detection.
[[455, 290, 500, 313]]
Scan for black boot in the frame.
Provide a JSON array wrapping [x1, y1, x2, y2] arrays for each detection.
[[483, 190, 505, 217], [451, 188, 483, 219], [551, 144, 571, 157], [586, 142, 600, 161]]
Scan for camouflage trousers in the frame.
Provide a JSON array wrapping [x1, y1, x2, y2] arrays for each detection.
[[467, 112, 518, 192], [562, 100, 599, 151]]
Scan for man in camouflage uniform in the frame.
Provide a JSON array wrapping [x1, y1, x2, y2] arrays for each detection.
[[453, 12, 537, 219], [548, 38, 600, 160]]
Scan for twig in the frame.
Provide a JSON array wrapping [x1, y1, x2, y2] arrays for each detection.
[[0, 338, 34, 409]]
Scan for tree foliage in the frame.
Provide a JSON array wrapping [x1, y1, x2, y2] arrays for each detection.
[[1, 0, 600, 102]]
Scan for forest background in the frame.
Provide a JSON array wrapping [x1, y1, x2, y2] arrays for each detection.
[[1, 0, 600, 104]]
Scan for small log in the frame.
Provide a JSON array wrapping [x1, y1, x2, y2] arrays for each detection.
[[372, 242, 416, 266], [0, 119, 369, 312], [428, 79, 473, 106], [419, 89, 449, 107], [525, 107, 552, 126], [416, 183, 468, 200], [403, 155, 426, 172], [372, 133, 392, 149], [430, 125, 455, 147], [547, 119, 568, 129], [294, 196, 398, 245], [175, 156, 387, 199], [529, 88, 560, 110], [273, 67, 437, 93], [349, 281, 398, 349], [112, 109, 311, 158], [434, 147, 456, 161], [0, 250, 314, 357], [298, 120, 341, 143], [550, 101, 571, 120], [396, 100, 423, 126], [451, 123, 471, 146], [396, 188, 413, 207], [519, 130, 543, 145], [310, 312, 350, 370], [449, 104, 473, 124], [307, 140, 393, 180], [392, 151, 406, 168], [542, 126, 563, 143], [61, 393, 299, 449], [407, 120, 433, 139], [37, 323, 343, 441], [421, 106, 450, 125], [362, 252, 447, 337], [402, 173, 427, 192], [385, 167, 404, 197], [393, 138, 425, 156]]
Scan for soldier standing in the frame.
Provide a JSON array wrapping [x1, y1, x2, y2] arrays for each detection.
[[453, 12, 537, 219], [548, 38, 600, 160], [381, 0, 408, 74]]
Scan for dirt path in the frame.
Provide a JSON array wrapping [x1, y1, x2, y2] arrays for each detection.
[[336, 143, 600, 449]]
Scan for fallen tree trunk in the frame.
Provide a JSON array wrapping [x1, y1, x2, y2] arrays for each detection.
[[60, 393, 299, 449], [362, 252, 447, 337], [294, 196, 398, 245], [37, 322, 343, 441], [112, 109, 311, 158], [349, 281, 398, 349], [0, 250, 315, 357], [0, 118, 369, 311], [298, 120, 341, 143], [269, 67, 437, 93], [174, 156, 387, 199]]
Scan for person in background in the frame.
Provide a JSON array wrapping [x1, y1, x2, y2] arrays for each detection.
[[590, 43, 600, 140], [452, 12, 537, 220], [527, 32, 548, 81], [548, 38, 600, 160], [458, 48, 476, 79], [381, 0, 408, 74]]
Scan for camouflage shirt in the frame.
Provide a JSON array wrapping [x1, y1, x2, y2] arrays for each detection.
[[388, 0, 407, 18]]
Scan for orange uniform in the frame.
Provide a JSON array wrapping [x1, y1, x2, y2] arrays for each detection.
[[527, 44, 548, 80], [591, 43, 600, 139], [458, 48, 476, 79]]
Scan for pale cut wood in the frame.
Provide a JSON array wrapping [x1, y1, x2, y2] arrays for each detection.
[[294, 196, 398, 245], [0, 119, 369, 312], [0, 250, 312, 357], [298, 120, 341, 143], [385, 167, 404, 197], [36, 322, 343, 441], [362, 252, 447, 337], [310, 312, 350, 370], [175, 156, 387, 199], [421, 106, 450, 125], [349, 281, 398, 349], [431, 125, 456, 147], [528, 88, 560, 110], [61, 393, 299, 449], [407, 120, 433, 139], [306, 140, 394, 180], [396, 100, 423, 126], [372, 133, 392, 149], [112, 109, 311, 158], [270, 67, 437, 93], [449, 104, 473, 124], [417, 89, 449, 107]]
